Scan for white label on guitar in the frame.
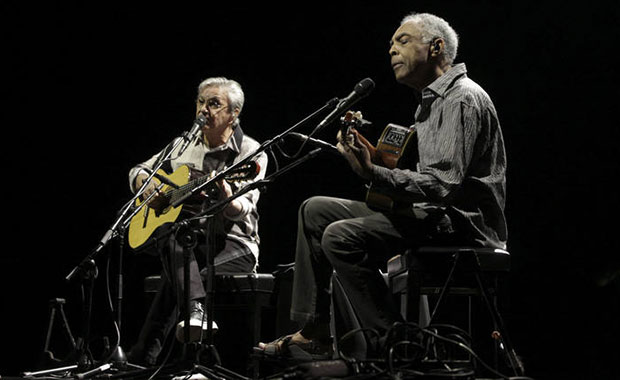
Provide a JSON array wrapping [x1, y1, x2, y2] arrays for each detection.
[[383, 127, 408, 148]]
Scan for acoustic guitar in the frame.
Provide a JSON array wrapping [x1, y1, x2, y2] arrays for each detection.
[[127, 162, 259, 249], [340, 111, 418, 213]]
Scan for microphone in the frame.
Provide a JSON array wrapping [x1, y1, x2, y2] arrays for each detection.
[[288, 132, 340, 155], [179, 114, 207, 155], [314, 78, 375, 133]]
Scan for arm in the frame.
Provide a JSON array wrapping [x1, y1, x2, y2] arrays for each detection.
[[218, 150, 269, 221], [381, 100, 481, 203], [340, 100, 482, 204], [128, 150, 167, 200]]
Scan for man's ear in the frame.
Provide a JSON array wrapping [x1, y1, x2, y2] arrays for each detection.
[[430, 38, 444, 57], [229, 108, 240, 125]]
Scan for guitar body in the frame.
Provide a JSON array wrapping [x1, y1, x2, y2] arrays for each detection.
[[127, 161, 259, 249], [340, 112, 418, 213], [128, 165, 191, 249], [364, 124, 418, 213]]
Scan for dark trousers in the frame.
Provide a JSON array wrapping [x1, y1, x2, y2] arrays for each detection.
[[290, 196, 462, 336], [129, 236, 255, 365]]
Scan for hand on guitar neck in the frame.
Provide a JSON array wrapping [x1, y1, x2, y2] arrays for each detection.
[[337, 110, 418, 213], [135, 169, 237, 213], [337, 128, 375, 180], [336, 111, 378, 180]]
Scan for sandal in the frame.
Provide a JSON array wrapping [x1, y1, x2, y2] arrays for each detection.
[[255, 332, 331, 361]]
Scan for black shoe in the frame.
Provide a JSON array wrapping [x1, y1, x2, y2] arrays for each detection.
[[175, 301, 218, 342]]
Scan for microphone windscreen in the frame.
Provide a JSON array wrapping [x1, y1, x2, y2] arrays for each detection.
[[354, 78, 375, 97], [195, 114, 207, 126]]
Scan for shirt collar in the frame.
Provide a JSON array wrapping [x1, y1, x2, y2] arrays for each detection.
[[425, 62, 467, 98], [415, 63, 467, 122], [228, 125, 244, 154], [201, 125, 244, 154]]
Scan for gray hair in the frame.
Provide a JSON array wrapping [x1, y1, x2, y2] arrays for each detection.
[[401, 12, 459, 64], [197, 77, 245, 128]]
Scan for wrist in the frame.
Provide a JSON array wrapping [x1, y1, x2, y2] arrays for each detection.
[[223, 199, 243, 219], [369, 164, 390, 181]]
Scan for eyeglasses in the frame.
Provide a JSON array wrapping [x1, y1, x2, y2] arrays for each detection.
[[197, 97, 229, 114]]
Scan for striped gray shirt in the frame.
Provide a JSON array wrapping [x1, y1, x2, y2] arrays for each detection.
[[371, 63, 507, 248]]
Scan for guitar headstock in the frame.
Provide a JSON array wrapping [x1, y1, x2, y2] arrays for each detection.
[[340, 110, 365, 130], [225, 161, 260, 182], [340, 110, 373, 135]]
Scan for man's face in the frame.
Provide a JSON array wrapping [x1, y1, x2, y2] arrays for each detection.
[[195, 86, 237, 132], [389, 22, 431, 88]]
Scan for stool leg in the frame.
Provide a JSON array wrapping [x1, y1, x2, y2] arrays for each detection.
[[43, 306, 56, 357], [58, 302, 77, 350], [472, 270, 524, 376], [419, 295, 431, 328], [405, 270, 421, 324], [429, 253, 460, 323]]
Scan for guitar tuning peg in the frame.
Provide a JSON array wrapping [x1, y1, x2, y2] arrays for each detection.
[[339, 111, 373, 130], [340, 110, 361, 124]]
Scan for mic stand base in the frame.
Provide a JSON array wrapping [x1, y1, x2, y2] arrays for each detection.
[[107, 345, 146, 371], [194, 363, 251, 380]]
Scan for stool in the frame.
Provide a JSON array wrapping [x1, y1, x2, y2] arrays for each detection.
[[144, 273, 274, 341], [143, 273, 275, 375], [387, 246, 524, 376], [211, 273, 275, 347]]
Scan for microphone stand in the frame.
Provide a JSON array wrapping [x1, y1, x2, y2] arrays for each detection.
[[26, 94, 339, 378], [50, 95, 340, 379], [33, 126, 202, 379], [150, 98, 341, 380], [172, 146, 330, 380], [169, 97, 339, 209]]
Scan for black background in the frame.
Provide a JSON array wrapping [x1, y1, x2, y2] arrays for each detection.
[[2, 1, 619, 378]]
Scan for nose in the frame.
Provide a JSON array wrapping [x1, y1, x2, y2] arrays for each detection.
[[389, 44, 398, 56], [198, 103, 211, 117]]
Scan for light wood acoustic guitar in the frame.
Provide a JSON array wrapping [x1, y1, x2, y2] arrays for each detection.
[[340, 111, 419, 213], [128, 162, 259, 249]]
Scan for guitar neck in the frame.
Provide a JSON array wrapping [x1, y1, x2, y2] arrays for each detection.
[[166, 173, 211, 206], [165, 162, 257, 206]]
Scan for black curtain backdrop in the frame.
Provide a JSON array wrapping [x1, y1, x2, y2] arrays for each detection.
[[3, 2, 619, 378]]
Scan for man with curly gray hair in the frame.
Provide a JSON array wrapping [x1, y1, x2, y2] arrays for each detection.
[[258, 12, 506, 362]]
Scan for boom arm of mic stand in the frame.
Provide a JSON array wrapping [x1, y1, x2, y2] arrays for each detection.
[[170, 98, 339, 209], [188, 147, 327, 222], [65, 133, 188, 282]]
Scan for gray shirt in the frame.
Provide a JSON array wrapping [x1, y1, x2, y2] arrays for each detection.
[[371, 63, 507, 249]]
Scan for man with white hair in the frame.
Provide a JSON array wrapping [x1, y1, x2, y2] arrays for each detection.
[[258, 12, 507, 359], [128, 77, 268, 365]]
